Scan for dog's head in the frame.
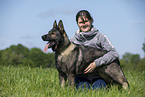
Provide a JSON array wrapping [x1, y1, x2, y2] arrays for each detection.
[[41, 20, 67, 52]]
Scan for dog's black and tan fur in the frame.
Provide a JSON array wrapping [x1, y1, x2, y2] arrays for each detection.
[[41, 20, 129, 90]]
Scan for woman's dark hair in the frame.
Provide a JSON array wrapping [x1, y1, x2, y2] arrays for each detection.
[[76, 10, 94, 23]]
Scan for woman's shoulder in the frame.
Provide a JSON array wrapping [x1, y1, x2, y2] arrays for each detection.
[[95, 30, 109, 42], [92, 27, 104, 36], [94, 30, 105, 38]]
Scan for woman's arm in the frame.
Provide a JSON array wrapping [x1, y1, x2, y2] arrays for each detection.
[[94, 34, 119, 67], [84, 34, 119, 73]]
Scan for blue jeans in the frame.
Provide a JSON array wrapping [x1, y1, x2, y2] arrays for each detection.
[[75, 76, 107, 90]]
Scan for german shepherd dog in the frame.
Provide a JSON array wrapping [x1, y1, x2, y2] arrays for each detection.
[[41, 20, 129, 90]]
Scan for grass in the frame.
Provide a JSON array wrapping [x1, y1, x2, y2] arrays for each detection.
[[0, 65, 145, 97]]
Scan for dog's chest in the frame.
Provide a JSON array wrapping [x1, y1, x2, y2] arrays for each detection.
[[61, 43, 76, 56], [57, 43, 76, 68]]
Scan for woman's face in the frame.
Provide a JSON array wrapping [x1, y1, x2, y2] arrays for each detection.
[[77, 16, 92, 32]]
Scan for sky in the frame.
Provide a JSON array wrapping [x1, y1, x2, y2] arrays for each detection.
[[0, 0, 145, 58]]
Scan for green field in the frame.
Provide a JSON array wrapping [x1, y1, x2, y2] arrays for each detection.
[[0, 65, 145, 97]]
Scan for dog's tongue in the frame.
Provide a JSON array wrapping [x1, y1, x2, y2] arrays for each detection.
[[44, 43, 49, 52]]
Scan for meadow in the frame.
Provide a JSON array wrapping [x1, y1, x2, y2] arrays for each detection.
[[0, 65, 145, 97]]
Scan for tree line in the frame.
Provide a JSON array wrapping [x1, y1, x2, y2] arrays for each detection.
[[120, 53, 145, 71], [0, 44, 55, 68], [120, 40, 145, 71], [0, 43, 145, 71]]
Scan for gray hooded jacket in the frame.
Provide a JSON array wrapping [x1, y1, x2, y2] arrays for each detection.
[[70, 27, 119, 67]]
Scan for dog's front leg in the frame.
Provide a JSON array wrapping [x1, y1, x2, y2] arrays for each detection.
[[59, 72, 67, 87], [68, 74, 75, 87]]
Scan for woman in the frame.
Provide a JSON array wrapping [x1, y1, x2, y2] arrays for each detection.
[[70, 10, 119, 90]]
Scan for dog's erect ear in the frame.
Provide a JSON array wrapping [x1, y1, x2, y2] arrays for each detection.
[[58, 20, 64, 31], [53, 20, 57, 28], [58, 20, 66, 36]]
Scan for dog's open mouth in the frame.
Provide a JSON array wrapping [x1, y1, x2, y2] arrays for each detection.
[[44, 41, 55, 52]]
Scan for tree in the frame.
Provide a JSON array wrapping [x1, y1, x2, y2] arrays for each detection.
[[137, 58, 145, 71], [0, 44, 29, 65], [122, 52, 132, 63], [122, 52, 140, 64], [0, 48, 14, 65], [0, 44, 55, 68], [29, 48, 48, 67], [10, 44, 29, 58], [47, 52, 55, 68], [130, 54, 140, 65], [121, 52, 142, 70], [142, 40, 145, 58]]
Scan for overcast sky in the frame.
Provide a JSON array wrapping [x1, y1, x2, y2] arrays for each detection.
[[0, 0, 145, 58]]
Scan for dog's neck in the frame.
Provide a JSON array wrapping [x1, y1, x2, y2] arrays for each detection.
[[55, 36, 71, 54]]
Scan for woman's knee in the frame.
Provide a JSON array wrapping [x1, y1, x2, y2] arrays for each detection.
[[76, 81, 91, 90], [92, 79, 107, 90]]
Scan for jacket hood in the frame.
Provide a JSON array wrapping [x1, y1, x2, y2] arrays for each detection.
[[71, 27, 99, 43]]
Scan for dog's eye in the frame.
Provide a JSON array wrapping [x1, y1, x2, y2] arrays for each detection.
[[51, 31, 55, 34]]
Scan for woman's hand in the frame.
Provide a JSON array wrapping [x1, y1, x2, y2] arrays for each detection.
[[84, 62, 96, 74]]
